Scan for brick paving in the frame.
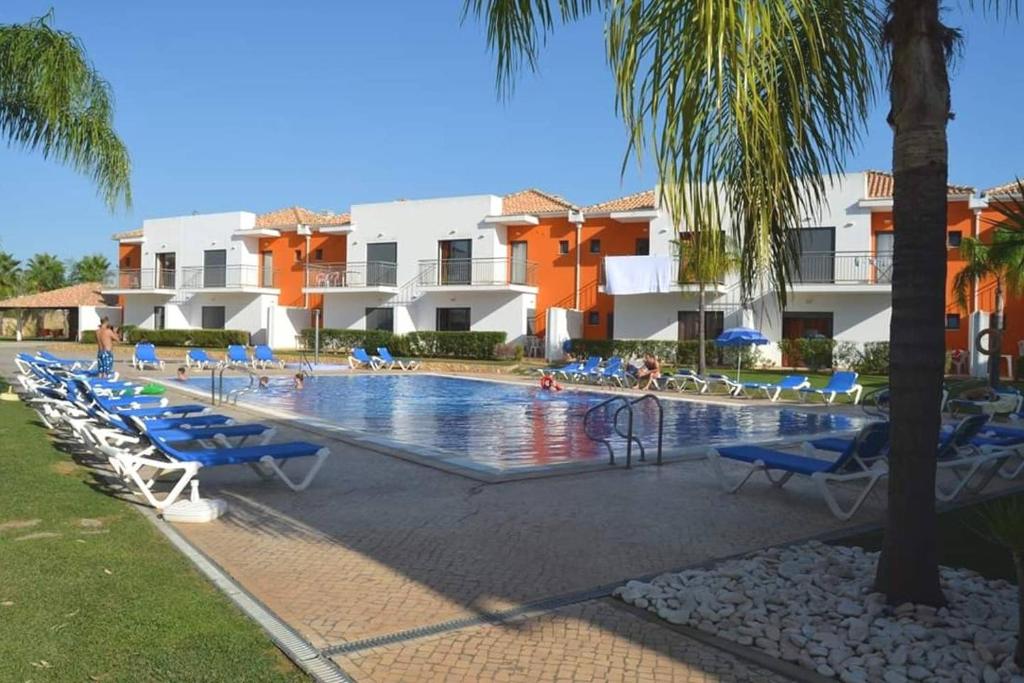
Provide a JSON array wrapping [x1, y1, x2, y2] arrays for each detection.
[[333, 600, 791, 683]]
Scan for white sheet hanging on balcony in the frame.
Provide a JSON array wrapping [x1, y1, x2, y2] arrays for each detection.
[[604, 255, 674, 294]]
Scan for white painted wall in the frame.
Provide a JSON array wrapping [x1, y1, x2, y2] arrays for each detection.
[[348, 194, 505, 287], [269, 306, 309, 348], [138, 211, 261, 274], [322, 292, 397, 330], [413, 290, 534, 342], [78, 305, 122, 341]]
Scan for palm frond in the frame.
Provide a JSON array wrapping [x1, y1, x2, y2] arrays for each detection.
[[0, 11, 131, 209]]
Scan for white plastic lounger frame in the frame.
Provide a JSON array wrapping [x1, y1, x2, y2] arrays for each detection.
[[935, 443, 1012, 502], [705, 439, 888, 521], [703, 374, 741, 396], [803, 383, 864, 405], [664, 373, 708, 393]]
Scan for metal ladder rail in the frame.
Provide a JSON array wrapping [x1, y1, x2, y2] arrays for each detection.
[[583, 395, 635, 466], [297, 347, 315, 376], [626, 394, 664, 465], [210, 364, 260, 405]]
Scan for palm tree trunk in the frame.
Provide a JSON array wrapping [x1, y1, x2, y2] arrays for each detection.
[[873, 0, 951, 607], [698, 283, 706, 375], [989, 280, 1004, 387]]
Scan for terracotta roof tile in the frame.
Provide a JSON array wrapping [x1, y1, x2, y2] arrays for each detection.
[[112, 227, 143, 240], [865, 170, 973, 198], [501, 189, 577, 215], [256, 206, 351, 228], [984, 180, 1023, 198], [0, 282, 108, 308], [583, 190, 657, 213]]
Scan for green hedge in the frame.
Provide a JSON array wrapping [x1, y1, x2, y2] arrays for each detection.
[[91, 328, 250, 347], [303, 329, 508, 360], [834, 341, 890, 374], [778, 338, 836, 371]]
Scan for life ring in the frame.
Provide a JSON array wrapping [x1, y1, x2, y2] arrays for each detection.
[[539, 375, 562, 391], [140, 382, 166, 396], [976, 328, 997, 356]]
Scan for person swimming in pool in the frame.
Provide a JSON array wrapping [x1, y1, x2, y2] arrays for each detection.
[[258, 375, 270, 390], [293, 372, 305, 390], [175, 366, 188, 382]]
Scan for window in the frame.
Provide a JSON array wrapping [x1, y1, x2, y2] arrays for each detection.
[[559, 240, 569, 255], [945, 313, 961, 330], [948, 231, 962, 247], [792, 227, 836, 283], [314, 248, 324, 261], [526, 308, 536, 337], [366, 242, 398, 286], [436, 307, 471, 331], [635, 238, 650, 256], [201, 306, 226, 330], [365, 307, 394, 332], [294, 249, 302, 263], [677, 311, 724, 341], [587, 311, 600, 326], [203, 249, 226, 288], [589, 239, 602, 254], [153, 306, 165, 331]]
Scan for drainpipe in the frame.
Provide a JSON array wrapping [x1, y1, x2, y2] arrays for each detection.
[[569, 210, 585, 309], [300, 224, 311, 309]]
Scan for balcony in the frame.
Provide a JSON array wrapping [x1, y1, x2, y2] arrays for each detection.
[[102, 268, 176, 294], [790, 251, 892, 291], [303, 262, 399, 294], [179, 265, 278, 292], [416, 257, 538, 292], [598, 257, 726, 294]]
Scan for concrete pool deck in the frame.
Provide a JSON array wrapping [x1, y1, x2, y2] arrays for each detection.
[[9, 344, 1017, 683]]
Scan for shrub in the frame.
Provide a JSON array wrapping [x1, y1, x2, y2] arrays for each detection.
[[80, 330, 97, 344], [302, 329, 508, 360], [779, 338, 836, 371], [494, 343, 524, 361], [831, 340, 890, 374], [114, 329, 250, 347], [568, 339, 682, 364]]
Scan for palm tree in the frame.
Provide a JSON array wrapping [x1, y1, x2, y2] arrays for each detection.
[[0, 10, 131, 208], [952, 180, 1024, 387], [70, 253, 111, 284], [974, 497, 1024, 667], [465, 0, 1014, 606], [0, 251, 21, 299], [23, 253, 66, 292], [677, 230, 737, 375]]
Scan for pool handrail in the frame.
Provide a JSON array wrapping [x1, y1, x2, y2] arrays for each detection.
[[583, 393, 664, 468]]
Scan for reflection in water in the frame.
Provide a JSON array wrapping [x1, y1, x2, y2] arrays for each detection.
[[190, 375, 870, 472]]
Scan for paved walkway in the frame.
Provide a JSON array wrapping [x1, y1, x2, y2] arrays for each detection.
[[6, 343, 903, 681]]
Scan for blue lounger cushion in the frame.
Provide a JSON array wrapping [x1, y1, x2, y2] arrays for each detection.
[[712, 445, 837, 476], [115, 404, 208, 417], [148, 424, 271, 443], [164, 441, 323, 467]]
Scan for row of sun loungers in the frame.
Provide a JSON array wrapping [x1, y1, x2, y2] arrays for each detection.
[[14, 352, 329, 512], [541, 357, 864, 405], [707, 414, 1023, 519], [348, 347, 420, 371], [133, 342, 286, 371]]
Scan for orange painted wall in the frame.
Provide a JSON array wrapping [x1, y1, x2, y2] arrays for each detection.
[[871, 200, 976, 353], [116, 244, 141, 307], [507, 216, 649, 339], [258, 232, 347, 311]]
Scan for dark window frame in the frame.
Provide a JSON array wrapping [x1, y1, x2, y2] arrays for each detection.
[[365, 307, 394, 332], [436, 307, 471, 332], [587, 311, 600, 326], [945, 313, 961, 330], [201, 305, 226, 330], [589, 239, 602, 254], [558, 240, 570, 255]]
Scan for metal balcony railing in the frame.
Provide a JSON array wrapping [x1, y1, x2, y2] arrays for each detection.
[[793, 251, 893, 285], [103, 268, 177, 290], [179, 265, 273, 289], [417, 258, 538, 287], [306, 261, 398, 288]]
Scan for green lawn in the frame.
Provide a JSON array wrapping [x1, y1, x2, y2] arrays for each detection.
[[837, 495, 1020, 582], [712, 368, 890, 395], [0, 399, 306, 682]]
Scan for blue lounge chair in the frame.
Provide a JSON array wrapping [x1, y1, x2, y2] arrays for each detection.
[[704, 373, 741, 396], [376, 347, 419, 371], [799, 371, 864, 405], [738, 375, 811, 402], [662, 369, 708, 393], [115, 416, 330, 509], [254, 344, 284, 369], [706, 422, 890, 519], [186, 348, 218, 369], [349, 347, 382, 370], [132, 342, 165, 371], [593, 357, 630, 386], [226, 344, 252, 367], [540, 360, 584, 379], [37, 350, 97, 371], [570, 356, 602, 382]]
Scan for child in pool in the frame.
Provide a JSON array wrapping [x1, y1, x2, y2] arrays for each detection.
[[258, 376, 270, 390], [175, 366, 188, 382], [294, 372, 305, 390]]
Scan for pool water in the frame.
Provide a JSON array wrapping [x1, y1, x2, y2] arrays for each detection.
[[191, 374, 869, 474]]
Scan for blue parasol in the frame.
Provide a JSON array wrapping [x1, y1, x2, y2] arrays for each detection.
[[715, 327, 770, 382]]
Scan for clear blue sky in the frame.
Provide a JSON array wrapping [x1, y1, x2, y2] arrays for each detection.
[[0, 1, 1021, 262]]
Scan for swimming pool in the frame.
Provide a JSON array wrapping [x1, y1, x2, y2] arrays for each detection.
[[189, 374, 869, 476]]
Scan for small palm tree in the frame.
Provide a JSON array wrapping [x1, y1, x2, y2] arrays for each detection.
[[0, 11, 131, 208], [975, 496, 1024, 667], [23, 253, 65, 292], [0, 251, 21, 298], [677, 230, 738, 375], [952, 179, 1024, 387], [70, 254, 111, 284]]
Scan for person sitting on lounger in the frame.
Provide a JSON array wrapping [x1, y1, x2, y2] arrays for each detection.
[[635, 354, 661, 390], [175, 366, 189, 382], [293, 372, 305, 390]]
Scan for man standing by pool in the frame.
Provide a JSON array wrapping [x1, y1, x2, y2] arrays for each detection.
[[96, 316, 119, 378]]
